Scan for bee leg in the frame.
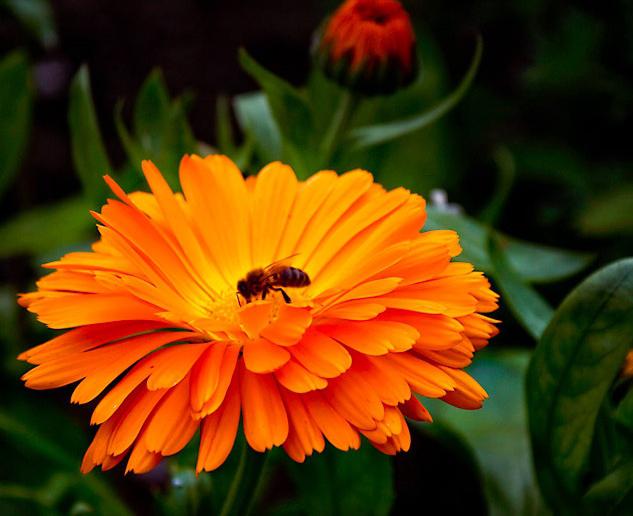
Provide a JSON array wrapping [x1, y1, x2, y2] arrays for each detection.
[[236, 293, 242, 307], [262, 287, 268, 301], [272, 287, 291, 304]]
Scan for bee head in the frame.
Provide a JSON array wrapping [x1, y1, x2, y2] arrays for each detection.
[[237, 279, 250, 299]]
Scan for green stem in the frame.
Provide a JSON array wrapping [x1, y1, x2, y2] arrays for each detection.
[[219, 444, 267, 516], [319, 91, 357, 165]]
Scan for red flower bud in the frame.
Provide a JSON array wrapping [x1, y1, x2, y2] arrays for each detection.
[[314, 0, 418, 95]]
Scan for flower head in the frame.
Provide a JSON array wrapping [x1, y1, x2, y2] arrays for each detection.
[[314, 0, 418, 95], [19, 155, 498, 474]]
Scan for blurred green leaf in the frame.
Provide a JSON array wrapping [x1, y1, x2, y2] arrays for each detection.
[[1, 0, 58, 48], [133, 69, 171, 158], [426, 350, 548, 516], [583, 461, 633, 515], [0, 196, 92, 258], [578, 185, 633, 236], [0, 409, 76, 469], [68, 65, 112, 203], [489, 234, 553, 339], [158, 466, 212, 516], [116, 70, 197, 188], [281, 445, 393, 516], [216, 95, 236, 156], [0, 50, 33, 198], [524, 10, 602, 90], [527, 258, 633, 511], [615, 387, 633, 431], [233, 92, 282, 165], [480, 146, 516, 225], [426, 208, 593, 283], [348, 35, 482, 149], [238, 49, 315, 177], [0, 398, 132, 515]]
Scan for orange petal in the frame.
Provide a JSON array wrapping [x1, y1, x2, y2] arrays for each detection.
[[195, 344, 240, 418], [290, 329, 352, 378], [250, 162, 298, 266], [145, 376, 199, 455], [303, 392, 360, 451], [189, 342, 228, 412], [196, 378, 241, 472], [243, 338, 291, 373], [275, 359, 328, 393], [146, 343, 210, 391], [240, 366, 289, 452], [260, 304, 312, 347]]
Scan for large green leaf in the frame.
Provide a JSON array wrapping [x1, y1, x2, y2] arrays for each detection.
[[0, 51, 32, 198], [279, 445, 394, 516], [489, 235, 554, 339], [68, 66, 112, 202], [425, 207, 593, 283], [527, 258, 633, 512], [426, 350, 549, 516], [348, 35, 482, 149], [0, 196, 93, 258]]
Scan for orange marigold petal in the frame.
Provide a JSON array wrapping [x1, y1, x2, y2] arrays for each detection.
[[290, 329, 352, 378], [197, 378, 241, 472], [275, 359, 328, 393], [243, 338, 291, 373], [240, 365, 289, 452]]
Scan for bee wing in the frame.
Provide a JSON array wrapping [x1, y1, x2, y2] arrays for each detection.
[[262, 254, 300, 278]]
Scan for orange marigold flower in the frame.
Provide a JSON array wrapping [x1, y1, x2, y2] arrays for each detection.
[[18, 155, 499, 474], [314, 0, 418, 95]]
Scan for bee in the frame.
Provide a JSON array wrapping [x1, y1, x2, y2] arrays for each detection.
[[237, 257, 311, 305]]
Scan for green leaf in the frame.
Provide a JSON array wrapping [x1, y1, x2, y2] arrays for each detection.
[[0, 196, 93, 258], [0, 51, 33, 198], [480, 146, 516, 225], [426, 350, 549, 516], [583, 461, 633, 515], [425, 207, 593, 283], [116, 70, 197, 188], [489, 234, 554, 339], [216, 95, 236, 156], [0, 399, 132, 515], [233, 91, 282, 165], [527, 258, 633, 511], [578, 185, 633, 236], [158, 466, 212, 516], [133, 68, 171, 158], [349, 34, 483, 149], [238, 49, 315, 177], [68, 66, 112, 203], [615, 387, 633, 431], [282, 445, 393, 516], [1, 0, 58, 48]]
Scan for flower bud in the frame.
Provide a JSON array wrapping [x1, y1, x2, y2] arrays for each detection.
[[314, 0, 418, 95]]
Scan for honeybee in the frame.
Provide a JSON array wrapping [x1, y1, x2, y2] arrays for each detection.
[[237, 257, 311, 305]]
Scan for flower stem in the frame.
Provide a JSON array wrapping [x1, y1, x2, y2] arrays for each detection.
[[320, 90, 357, 166], [219, 444, 267, 516]]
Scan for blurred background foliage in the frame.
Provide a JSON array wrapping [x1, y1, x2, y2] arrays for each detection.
[[0, 0, 632, 514]]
